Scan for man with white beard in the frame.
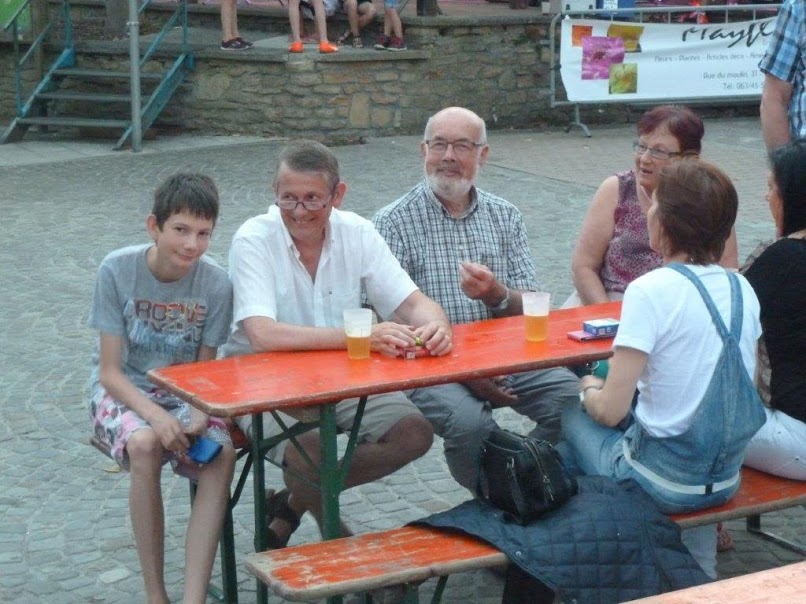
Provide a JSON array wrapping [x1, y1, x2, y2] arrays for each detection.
[[372, 106, 580, 492]]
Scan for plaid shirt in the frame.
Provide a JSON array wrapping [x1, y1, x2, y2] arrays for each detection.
[[759, 0, 806, 139], [372, 180, 539, 325]]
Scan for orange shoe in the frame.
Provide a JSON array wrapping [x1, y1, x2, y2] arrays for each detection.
[[318, 41, 339, 54], [288, 41, 304, 53]]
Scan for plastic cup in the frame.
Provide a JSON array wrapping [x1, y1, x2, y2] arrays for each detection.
[[343, 308, 372, 360], [522, 292, 551, 342]]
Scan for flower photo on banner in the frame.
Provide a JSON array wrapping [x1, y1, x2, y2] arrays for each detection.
[[582, 36, 625, 80]]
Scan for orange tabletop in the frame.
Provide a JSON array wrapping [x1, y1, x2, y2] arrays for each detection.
[[148, 302, 621, 418]]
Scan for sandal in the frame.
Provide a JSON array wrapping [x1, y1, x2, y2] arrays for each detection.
[[716, 522, 734, 552], [337, 31, 363, 48], [265, 488, 302, 549]]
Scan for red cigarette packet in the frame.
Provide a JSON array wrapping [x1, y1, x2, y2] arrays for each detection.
[[401, 346, 430, 359]]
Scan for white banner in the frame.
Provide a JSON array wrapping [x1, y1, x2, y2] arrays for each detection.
[[559, 16, 775, 102]]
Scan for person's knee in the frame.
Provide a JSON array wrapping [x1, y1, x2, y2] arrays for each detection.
[[126, 429, 163, 465], [283, 431, 320, 477], [359, 3, 376, 18], [382, 414, 433, 461]]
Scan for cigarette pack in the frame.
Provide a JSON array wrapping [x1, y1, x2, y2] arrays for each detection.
[[582, 318, 619, 337], [401, 346, 430, 360]]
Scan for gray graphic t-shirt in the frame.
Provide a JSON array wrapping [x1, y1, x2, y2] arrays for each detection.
[[88, 244, 233, 403]]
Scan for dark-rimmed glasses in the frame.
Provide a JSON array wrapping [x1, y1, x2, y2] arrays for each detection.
[[633, 142, 682, 161], [424, 139, 485, 157], [275, 189, 336, 211]]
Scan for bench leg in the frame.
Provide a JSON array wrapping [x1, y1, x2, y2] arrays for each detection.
[[746, 514, 806, 556]]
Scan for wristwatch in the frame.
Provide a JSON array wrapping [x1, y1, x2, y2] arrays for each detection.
[[579, 385, 602, 403], [490, 288, 511, 312]]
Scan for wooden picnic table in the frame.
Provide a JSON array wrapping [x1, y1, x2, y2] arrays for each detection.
[[148, 301, 621, 604]]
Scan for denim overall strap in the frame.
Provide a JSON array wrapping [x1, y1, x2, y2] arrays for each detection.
[[666, 263, 741, 342]]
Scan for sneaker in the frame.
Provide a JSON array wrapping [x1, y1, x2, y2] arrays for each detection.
[[374, 35, 390, 50], [319, 41, 339, 54], [338, 31, 364, 48], [388, 36, 407, 51], [288, 41, 304, 53], [221, 38, 252, 51]]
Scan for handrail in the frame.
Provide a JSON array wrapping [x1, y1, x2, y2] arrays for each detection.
[[2, 0, 31, 31], [126, 0, 190, 150]]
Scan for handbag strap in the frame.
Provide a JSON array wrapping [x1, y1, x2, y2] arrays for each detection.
[[666, 263, 742, 342]]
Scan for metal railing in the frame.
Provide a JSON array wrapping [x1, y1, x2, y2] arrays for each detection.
[[3, 0, 74, 118], [547, 3, 781, 135]]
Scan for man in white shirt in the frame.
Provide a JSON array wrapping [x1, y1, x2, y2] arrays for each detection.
[[224, 140, 452, 547]]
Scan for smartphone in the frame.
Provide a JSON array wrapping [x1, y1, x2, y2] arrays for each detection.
[[567, 329, 615, 342], [187, 436, 222, 464]]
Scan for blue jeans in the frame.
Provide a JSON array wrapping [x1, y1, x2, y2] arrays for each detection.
[[561, 401, 720, 578], [561, 401, 737, 515]]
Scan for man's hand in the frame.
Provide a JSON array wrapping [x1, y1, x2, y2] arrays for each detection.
[[414, 320, 452, 357], [370, 321, 420, 357], [459, 261, 506, 307], [465, 376, 518, 408]]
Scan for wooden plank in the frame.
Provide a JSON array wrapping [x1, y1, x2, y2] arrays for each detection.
[[671, 467, 806, 528], [247, 468, 806, 601], [625, 560, 806, 603], [148, 302, 621, 418], [245, 526, 507, 601]]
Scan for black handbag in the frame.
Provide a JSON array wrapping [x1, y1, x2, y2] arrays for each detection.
[[477, 428, 577, 524]]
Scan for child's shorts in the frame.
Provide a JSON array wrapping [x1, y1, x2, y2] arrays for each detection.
[[90, 388, 232, 474]]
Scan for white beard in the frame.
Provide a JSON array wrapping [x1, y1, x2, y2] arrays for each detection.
[[426, 171, 473, 203]]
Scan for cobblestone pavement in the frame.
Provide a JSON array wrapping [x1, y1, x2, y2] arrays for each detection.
[[1, 117, 803, 604]]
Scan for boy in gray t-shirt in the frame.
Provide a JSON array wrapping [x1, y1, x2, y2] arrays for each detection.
[[88, 173, 234, 603]]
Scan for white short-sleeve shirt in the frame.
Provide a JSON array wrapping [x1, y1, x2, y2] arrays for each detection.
[[614, 264, 761, 438], [223, 206, 418, 357]]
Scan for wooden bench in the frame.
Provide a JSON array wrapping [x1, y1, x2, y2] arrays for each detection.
[[246, 467, 806, 603], [90, 426, 252, 604], [626, 559, 806, 603]]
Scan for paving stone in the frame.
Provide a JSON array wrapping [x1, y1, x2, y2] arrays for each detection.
[[0, 120, 800, 603]]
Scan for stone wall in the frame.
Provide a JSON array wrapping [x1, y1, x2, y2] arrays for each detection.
[[1, 1, 569, 138]]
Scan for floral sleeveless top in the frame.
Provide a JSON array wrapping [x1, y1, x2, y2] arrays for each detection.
[[599, 171, 663, 294]]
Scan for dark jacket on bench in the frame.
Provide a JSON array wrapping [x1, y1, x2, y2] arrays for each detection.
[[414, 476, 711, 603]]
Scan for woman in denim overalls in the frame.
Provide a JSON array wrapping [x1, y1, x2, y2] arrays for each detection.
[[562, 159, 766, 578]]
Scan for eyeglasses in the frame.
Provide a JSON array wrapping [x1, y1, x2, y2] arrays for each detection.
[[633, 142, 681, 161], [424, 139, 485, 157], [275, 190, 335, 211]]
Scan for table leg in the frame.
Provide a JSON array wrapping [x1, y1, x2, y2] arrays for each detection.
[[252, 412, 269, 604], [319, 402, 341, 541]]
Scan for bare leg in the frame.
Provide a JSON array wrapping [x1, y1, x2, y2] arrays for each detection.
[[127, 430, 170, 604], [288, 0, 302, 42], [387, 8, 403, 39], [275, 414, 433, 538], [345, 0, 359, 36], [310, 0, 331, 43], [220, 0, 240, 41], [183, 445, 236, 604], [357, 3, 376, 30]]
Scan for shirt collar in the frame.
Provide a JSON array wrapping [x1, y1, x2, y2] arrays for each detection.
[[422, 180, 480, 219]]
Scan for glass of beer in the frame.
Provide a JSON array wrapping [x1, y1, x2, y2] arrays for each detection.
[[522, 292, 551, 342], [343, 308, 373, 360]]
